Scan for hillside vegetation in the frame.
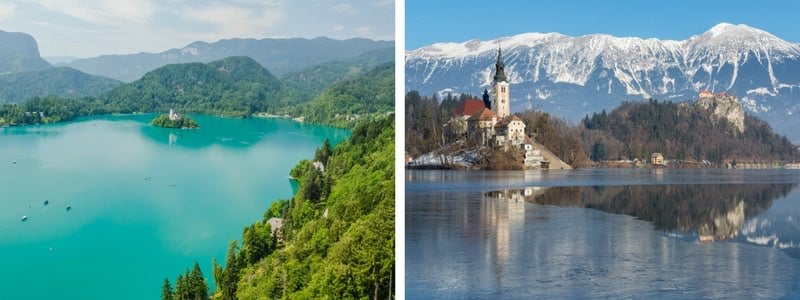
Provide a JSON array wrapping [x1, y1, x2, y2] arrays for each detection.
[[1, 56, 394, 129], [102, 56, 290, 117], [581, 100, 800, 163], [0, 67, 120, 103], [161, 116, 395, 299], [291, 62, 394, 128]]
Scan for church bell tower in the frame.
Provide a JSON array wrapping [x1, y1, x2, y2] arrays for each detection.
[[492, 47, 510, 118]]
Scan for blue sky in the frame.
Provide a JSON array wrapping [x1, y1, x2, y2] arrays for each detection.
[[406, 0, 800, 49], [0, 0, 394, 57]]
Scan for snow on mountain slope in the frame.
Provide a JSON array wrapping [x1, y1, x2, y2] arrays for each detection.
[[406, 23, 800, 141]]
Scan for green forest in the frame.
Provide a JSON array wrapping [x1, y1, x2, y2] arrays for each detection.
[[0, 67, 120, 103], [161, 116, 395, 299], [581, 100, 800, 163], [406, 91, 800, 167], [0, 55, 393, 129]]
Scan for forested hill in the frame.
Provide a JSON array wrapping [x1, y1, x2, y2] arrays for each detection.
[[1, 55, 394, 128], [279, 47, 393, 102], [162, 116, 395, 299], [292, 61, 394, 128], [0, 67, 120, 103], [102, 56, 291, 117], [582, 99, 800, 163]]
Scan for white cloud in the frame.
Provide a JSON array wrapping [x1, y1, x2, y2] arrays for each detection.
[[356, 26, 373, 36], [181, 4, 285, 39], [331, 3, 356, 14], [0, 0, 392, 57], [34, 0, 157, 26], [0, 3, 15, 20]]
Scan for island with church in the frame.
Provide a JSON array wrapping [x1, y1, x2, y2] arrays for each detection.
[[407, 48, 573, 170], [151, 109, 199, 129]]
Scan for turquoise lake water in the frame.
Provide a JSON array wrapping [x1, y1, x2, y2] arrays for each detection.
[[0, 114, 349, 299]]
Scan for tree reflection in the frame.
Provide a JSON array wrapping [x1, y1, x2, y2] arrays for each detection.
[[487, 184, 796, 243]]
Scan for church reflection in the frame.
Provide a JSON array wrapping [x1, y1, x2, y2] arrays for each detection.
[[485, 184, 797, 244]]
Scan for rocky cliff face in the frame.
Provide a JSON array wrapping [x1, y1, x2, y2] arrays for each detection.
[[695, 93, 745, 132], [0, 30, 52, 73]]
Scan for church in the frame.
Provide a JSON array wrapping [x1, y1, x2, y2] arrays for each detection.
[[449, 47, 545, 168]]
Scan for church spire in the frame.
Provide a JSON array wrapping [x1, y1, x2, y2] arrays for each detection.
[[493, 47, 506, 83]]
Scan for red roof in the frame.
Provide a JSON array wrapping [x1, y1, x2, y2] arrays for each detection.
[[470, 108, 497, 121], [454, 99, 486, 116], [494, 115, 524, 128]]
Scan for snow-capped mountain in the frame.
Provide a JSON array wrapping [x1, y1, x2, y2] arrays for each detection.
[[406, 23, 800, 141]]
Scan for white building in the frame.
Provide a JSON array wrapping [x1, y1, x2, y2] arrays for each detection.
[[495, 115, 526, 148], [169, 109, 181, 121]]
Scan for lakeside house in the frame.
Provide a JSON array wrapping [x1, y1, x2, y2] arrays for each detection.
[[651, 153, 665, 165]]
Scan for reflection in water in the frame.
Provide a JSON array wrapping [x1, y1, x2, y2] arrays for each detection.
[[492, 184, 799, 255], [168, 133, 177, 146], [407, 170, 800, 298]]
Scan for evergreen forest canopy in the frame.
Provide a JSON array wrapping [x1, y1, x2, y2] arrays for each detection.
[[0, 54, 394, 129], [581, 100, 800, 163], [161, 116, 395, 299], [0, 67, 120, 103], [406, 91, 800, 167]]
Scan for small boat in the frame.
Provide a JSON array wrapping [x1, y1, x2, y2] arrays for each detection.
[[66, 206, 72, 211], [12, 160, 17, 164], [21, 216, 28, 221], [44, 200, 49, 205], [170, 184, 176, 187]]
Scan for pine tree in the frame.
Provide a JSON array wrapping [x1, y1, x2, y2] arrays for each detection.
[[174, 274, 187, 300], [190, 261, 209, 299], [162, 278, 173, 300], [314, 139, 333, 166]]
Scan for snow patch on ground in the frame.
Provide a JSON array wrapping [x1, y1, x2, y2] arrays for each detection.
[[535, 88, 551, 100], [740, 96, 771, 113], [746, 87, 776, 96], [408, 149, 479, 168]]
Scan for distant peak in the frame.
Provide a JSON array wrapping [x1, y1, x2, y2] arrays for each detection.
[[706, 23, 763, 37]]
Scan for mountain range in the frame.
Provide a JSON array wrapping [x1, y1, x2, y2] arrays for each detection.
[[0, 29, 393, 107], [406, 23, 800, 142], [62, 37, 394, 82]]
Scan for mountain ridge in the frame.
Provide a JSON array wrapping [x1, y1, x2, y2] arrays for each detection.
[[406, 23, 800, 141], [65, 37, 394, 82]]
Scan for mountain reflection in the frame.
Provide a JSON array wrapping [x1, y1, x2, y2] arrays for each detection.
[[485, 184, 797, 244]]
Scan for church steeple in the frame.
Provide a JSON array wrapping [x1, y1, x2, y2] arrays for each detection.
[[491, 46, 510, 118], [493, 47, 507, 83]]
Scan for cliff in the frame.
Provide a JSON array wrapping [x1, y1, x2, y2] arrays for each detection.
[[695, 92, 745, 133]]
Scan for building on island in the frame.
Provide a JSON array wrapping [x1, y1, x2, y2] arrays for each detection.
[[494, 115, 526, 149], [467, 108, 498, 146], [651, 152, 665, 165], [444, 47, 549, 169], [169, 109, 181, 121]]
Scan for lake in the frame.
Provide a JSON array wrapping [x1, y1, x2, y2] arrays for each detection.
[[0, 114, 349, 299], [406, 169, 800, 298]]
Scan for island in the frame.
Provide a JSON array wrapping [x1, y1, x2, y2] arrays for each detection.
[[151, 109, 199, 129]]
